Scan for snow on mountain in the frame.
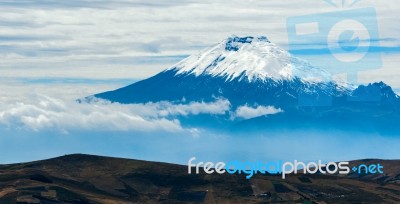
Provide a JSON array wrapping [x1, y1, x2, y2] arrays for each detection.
[[91, 35, 358, 106], [168, 35, 332, 84], [91, 35, 400, 110], [88, 35, 400, 133]]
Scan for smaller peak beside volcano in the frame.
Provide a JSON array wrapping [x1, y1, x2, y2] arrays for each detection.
[[167, 35, 332, 83], [351, 81, 400, 103]]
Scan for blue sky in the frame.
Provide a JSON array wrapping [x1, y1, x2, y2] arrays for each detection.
[[0, 0, 399, 163]]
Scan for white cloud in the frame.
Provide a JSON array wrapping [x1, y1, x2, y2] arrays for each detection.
[[153, 99, 231, 117], [0, 94, 230, 133], [234, 105, 282, 119], [0, 96, 178, 133]]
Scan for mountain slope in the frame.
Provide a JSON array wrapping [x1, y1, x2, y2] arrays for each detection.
[[94, 70, 343, 108]]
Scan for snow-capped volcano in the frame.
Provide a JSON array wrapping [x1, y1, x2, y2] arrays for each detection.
[[92, 35, 352, 107], [169, 35, 331, 83], [88, 35, 400, 134], [92, 35, 398, 111]]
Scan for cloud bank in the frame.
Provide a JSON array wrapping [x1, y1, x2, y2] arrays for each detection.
[[0, 90, 284, 134], [0, 95, 231, 133]]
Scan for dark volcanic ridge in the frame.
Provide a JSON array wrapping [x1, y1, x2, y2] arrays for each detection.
[[0, 154, 399, 203]]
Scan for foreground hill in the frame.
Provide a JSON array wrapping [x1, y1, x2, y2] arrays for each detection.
[[0, 154, 399, 203]]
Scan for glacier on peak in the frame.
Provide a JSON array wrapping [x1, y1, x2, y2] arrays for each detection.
[[167, 35, 333, 84]]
